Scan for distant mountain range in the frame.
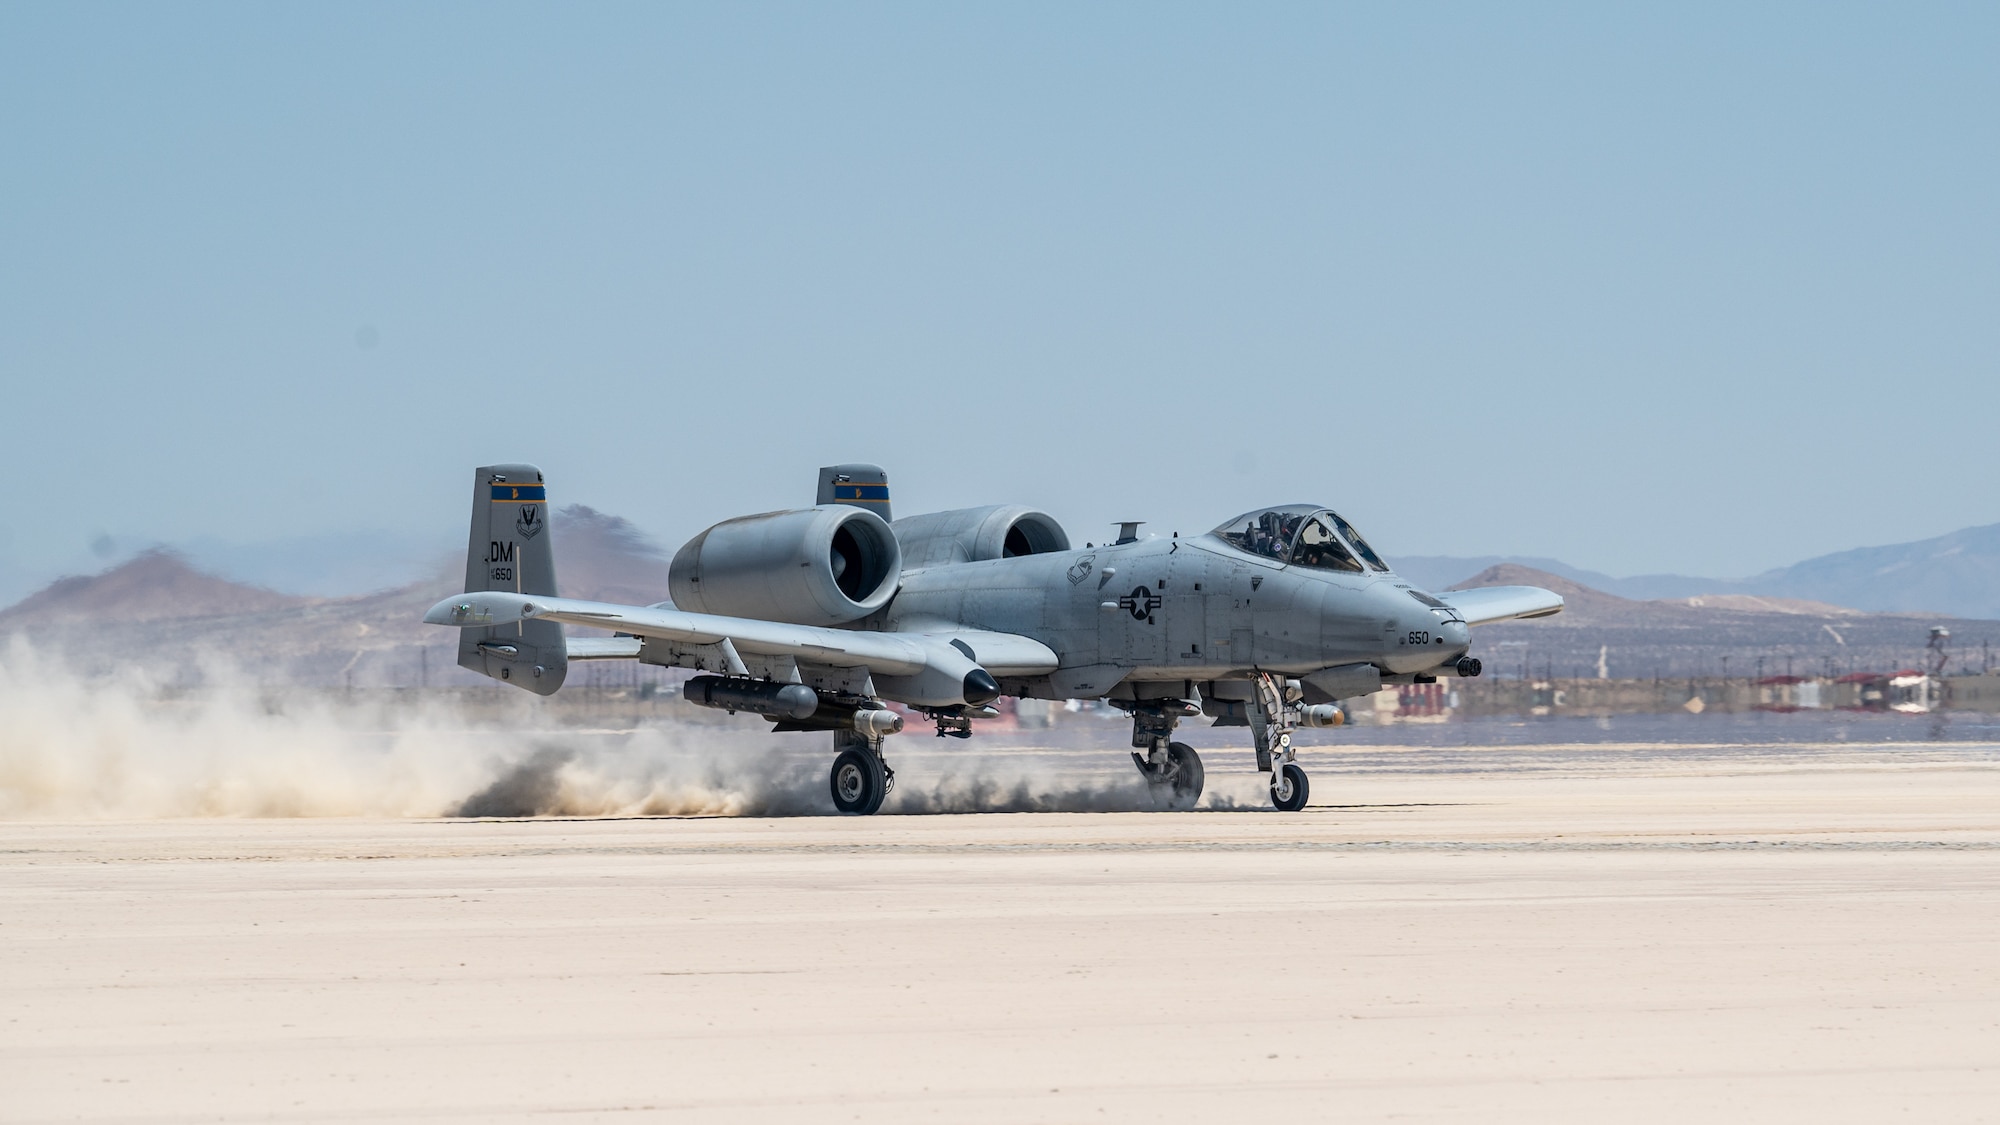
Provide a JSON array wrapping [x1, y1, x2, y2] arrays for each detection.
[[1444, 564, 1990, 681], [19, 511, 1997, 622], [1394, 522, 2000, 620], [5, 506, 1994, 689], [0, 506, 676, 688]]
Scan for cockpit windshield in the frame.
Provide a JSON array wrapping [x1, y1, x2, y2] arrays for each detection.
[[1327, 512, 1389, 572], [1289, 516, 1364, 572], [1209, 505, 1391, 574]]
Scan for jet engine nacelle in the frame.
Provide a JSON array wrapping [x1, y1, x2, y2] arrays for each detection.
[[892, 505, 1071, 569], [669, 506, 901, 626]]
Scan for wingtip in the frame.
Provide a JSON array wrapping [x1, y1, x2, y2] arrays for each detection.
[[423, 597, 483, 627]]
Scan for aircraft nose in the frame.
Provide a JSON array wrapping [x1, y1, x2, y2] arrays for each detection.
[[962, 669, 1002, 707]]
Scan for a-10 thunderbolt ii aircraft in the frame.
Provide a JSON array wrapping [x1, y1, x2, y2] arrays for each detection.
[[426, 463, 1563, 814]]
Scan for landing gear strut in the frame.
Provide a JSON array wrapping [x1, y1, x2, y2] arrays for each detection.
[[1250, 672, 1314, 812], [829, 728, 895, 815], [1124, 700, 1205, 809]]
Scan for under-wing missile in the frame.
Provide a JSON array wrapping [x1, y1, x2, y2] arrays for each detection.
[[1299, 704, 1344, 727], [680, 675, 907, 738], [683, 675, 819, 721]]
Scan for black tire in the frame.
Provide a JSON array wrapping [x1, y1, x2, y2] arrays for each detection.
[[830, 748, 887, 815], [1270, 762, 1310, 812], [1166, 742, 1204, 810]]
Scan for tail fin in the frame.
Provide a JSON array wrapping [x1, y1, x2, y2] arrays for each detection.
[[817, 463, 891, 522], [457, 463, 568, 694]]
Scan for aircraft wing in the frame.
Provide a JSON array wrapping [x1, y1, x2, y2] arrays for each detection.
[[1434, 585, 1565, 626], [423, 591, 1059, 678], [563, 636, 644, 660]]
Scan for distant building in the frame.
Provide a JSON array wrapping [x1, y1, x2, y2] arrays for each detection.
[[1832, 670, 1940, 712]]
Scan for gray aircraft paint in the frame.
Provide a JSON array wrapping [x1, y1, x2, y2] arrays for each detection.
[[883, 532, 1469, 698], [456, 463, 568, 696], [427, 463, 1562, 811]]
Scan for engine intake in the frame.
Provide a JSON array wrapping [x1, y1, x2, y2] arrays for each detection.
[[669, 505, 902, 626]]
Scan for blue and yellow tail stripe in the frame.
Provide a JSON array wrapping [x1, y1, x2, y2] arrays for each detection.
[[490, 484, 547, 503], [832, 484, 889, 503]]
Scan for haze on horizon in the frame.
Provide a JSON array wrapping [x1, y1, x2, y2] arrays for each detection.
[[4, 3, 1997, 605]]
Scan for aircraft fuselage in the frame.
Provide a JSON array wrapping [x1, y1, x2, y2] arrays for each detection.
[[883, 533, 1470, 697]]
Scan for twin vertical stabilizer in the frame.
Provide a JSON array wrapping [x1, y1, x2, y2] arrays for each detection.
[[456, 464, 568, 694]]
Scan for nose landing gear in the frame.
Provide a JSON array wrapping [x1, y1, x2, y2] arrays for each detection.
[[1250, 672, 1313, 812], [1269, 761, 1309, 812]]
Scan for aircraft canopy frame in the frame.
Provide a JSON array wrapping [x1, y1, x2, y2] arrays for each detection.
[[1207, 505, 1393, 575]]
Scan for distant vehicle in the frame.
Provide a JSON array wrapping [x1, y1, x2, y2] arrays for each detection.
[[426, 464, 1563, 814]]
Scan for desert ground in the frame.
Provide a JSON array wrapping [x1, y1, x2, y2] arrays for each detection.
[[4, 731, 1999, 1123]]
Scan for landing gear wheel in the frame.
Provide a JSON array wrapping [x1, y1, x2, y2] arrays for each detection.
[[830, 748, 888, 815], [1165, 742, 1204, 810], [1269, 762, 1310, 812]]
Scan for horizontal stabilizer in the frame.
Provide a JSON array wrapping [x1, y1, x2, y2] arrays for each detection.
[[1434, 585, 1565, 626]]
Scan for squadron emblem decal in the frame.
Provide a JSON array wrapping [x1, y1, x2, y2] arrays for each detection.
[[1118, 585, 1163, 623], [1066, 554, 1095, 585], [515, 504, 544, 541]]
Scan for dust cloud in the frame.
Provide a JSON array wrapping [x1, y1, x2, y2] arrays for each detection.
[[450, 737, 834, 818], [448, 738, 1215, 818], [0, 640, 1253, 819], [0, 640, 489, 818], [879, 761, 1181, 815]]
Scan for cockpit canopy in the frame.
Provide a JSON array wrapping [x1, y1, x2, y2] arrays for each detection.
[[1209, 504, 1391, 574]]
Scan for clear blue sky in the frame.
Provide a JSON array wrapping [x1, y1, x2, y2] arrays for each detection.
[[4, 2, 1996, 599]]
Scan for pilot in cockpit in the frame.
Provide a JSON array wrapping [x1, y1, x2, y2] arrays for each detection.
[[1240, 511, 1297, 560], [1215, 505, 1392, 575]]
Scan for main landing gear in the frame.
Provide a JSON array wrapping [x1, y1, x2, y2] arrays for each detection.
[[826, 709, 904, 815], [1118, 673, 1333, 812], [829, 728, 894, 815], [1123, 699, 1205, 809]]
